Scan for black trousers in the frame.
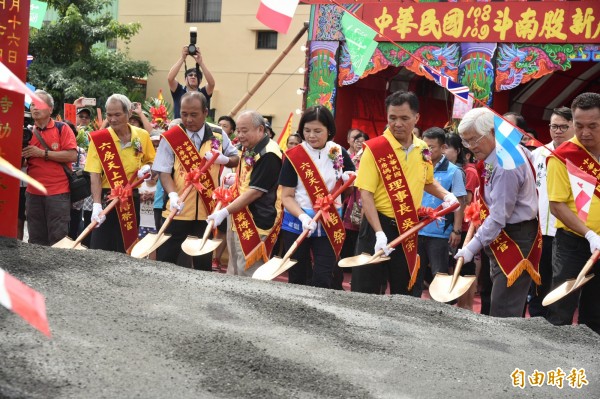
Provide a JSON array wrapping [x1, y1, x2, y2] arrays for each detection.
[[282, 230, 336, 289], [90, 191, 140, 253], [156, 218, 212, 271], [351, 213, 412, 295], [546, 229, 600, 334]]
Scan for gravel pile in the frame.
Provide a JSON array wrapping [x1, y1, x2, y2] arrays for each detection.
[[1, 237, 598, 398]]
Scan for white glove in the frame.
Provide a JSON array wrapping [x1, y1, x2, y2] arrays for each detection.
[[207, 208, 229, 227], [585, 230, 600, 253], [298, 213, 317, 233], [442, 192, 459, 209], [168, 192, 183, 215], [137, 164, 151, 179], [92, 203, 106, 227], [223, 172, 236, 187], [342, 171, 356, 184], [375, 231, 394, 256], [455, 247, 475, 263], [205, 151, 229, 165]]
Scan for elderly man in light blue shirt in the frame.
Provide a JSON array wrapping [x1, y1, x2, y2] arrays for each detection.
[[456, 107, 540, 318]]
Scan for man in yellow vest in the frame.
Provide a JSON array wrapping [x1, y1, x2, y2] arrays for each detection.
[[207, 110, 283, 277], [152, 92, 239, 270], [546, 92, 600, 334]]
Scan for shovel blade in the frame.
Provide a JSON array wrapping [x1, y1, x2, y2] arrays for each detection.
[[338, 252, 389, 268], [428, 273, 477, 303], [542, 274, 595, 307], [131, 233, 171, 259], [252, 257, 298, 281], [181, 236, 222, 256], [52, 237, 87, 250]]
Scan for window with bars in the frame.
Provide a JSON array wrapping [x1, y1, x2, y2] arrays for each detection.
[[186, 0, 221, 23], [256, 31, 278, 50]]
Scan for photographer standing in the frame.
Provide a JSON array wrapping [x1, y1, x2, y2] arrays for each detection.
[[22, 90, 77, 246], [167, 44, 215, 119]]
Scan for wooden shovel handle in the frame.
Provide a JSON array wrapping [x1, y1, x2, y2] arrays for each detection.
[[71, 173, 149, 247], [450, 222, 477, 289], [202, 201, 223, 241], [277, 174, 356, 266], [573, 249, 600, 287]]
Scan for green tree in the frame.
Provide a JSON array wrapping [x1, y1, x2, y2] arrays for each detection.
[[27, 0, 153, 114]]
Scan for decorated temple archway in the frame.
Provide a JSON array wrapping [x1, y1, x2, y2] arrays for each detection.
[[302, 1, 600, 143]]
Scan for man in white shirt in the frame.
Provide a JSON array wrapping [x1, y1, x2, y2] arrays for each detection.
[[529, 106, 575, 316]]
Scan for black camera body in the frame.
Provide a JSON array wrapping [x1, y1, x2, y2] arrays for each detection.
[[23, 127, 33, 149], [188, 30, 197, 56]]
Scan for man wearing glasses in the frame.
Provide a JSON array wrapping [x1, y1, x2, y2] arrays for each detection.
[[528, 107, 575, 317], [456, 107, 540, 318], [168, 46, 216, 118]]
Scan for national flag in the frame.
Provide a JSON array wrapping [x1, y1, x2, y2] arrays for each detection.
[[422, 65, 470, 104], [27, 55, 34, 68], [277, 112, 294, 151], [340, 12, 379, 78], [566, 160, 597, 223], [0, 268, 51, 337], [0, 61, 49, 110], [256, 0, 299, 34], [24, 82, 36, 108], [494, 115, 525, 170]]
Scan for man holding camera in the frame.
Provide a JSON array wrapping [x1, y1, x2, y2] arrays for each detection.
[[22, 90, 78, 246], [167, 40, 215, 119]]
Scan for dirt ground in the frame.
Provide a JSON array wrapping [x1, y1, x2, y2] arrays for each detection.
[[1, 237, 598, 398]]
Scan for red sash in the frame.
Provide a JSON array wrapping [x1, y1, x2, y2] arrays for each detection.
[[286, 145, 345, 257], [89, 129, 138, 251], [476, 161, 541, 287], [366, 136, 420, 290], [162, 125, 218, 214], [555, 141, 600, 200], [232, 148, 282, 270]]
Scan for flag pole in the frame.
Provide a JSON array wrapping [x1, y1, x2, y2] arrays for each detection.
[[228, 22, 309, 118]]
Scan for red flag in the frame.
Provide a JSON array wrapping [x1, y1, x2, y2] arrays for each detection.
[[256, 0, 299, 34], [277, 112, 293, 151], [0, 60, 49, 109], [0, 268, 51, 337], [566, 160, 597, 223]]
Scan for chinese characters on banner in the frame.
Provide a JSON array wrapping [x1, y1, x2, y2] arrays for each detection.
[[0, 0, 30, 238], [362, 2, 600, 43]]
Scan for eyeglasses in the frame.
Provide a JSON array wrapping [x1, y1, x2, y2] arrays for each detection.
[[549, 124, 570, 132], [187, 73, 198, 78], [461, 134, 487, 149]]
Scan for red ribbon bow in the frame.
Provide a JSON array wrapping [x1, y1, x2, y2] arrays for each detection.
[[314, 194, 340, 226], [417, 206, 443, 227], [184, 168, 206, 192], [464, 202, 482, 227], [108, 184, 133, 211], [212, 186, 235, 206]]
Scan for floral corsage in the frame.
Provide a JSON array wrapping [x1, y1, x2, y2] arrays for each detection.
[[132, 137, 143, 155], [328, 145, 344, 179], [211, 137, 221, 151], [482, 163, 494, 185], [243, 149, 256, 169], [421, 147, 431, 162]]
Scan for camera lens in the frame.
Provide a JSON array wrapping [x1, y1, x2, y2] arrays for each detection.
[[188, 44, 197, 55]]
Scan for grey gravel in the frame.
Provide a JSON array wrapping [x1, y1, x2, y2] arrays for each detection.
[[0, 237, 598, 398]]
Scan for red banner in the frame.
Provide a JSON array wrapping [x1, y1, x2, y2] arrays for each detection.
[[354, 1, 600, 44], [0, 1, 30, 238]]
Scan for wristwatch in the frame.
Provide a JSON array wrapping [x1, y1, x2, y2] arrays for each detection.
[[452, 229, 461, 235]]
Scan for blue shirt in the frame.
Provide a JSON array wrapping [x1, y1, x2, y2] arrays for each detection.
[[419, 156, 467, 239]]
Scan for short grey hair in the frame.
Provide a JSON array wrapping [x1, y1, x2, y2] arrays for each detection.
[[106, 94, 132, 114], [35, 89, 54, 108], [458, 107, 494, 137], [237, 110, 265, 129]]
